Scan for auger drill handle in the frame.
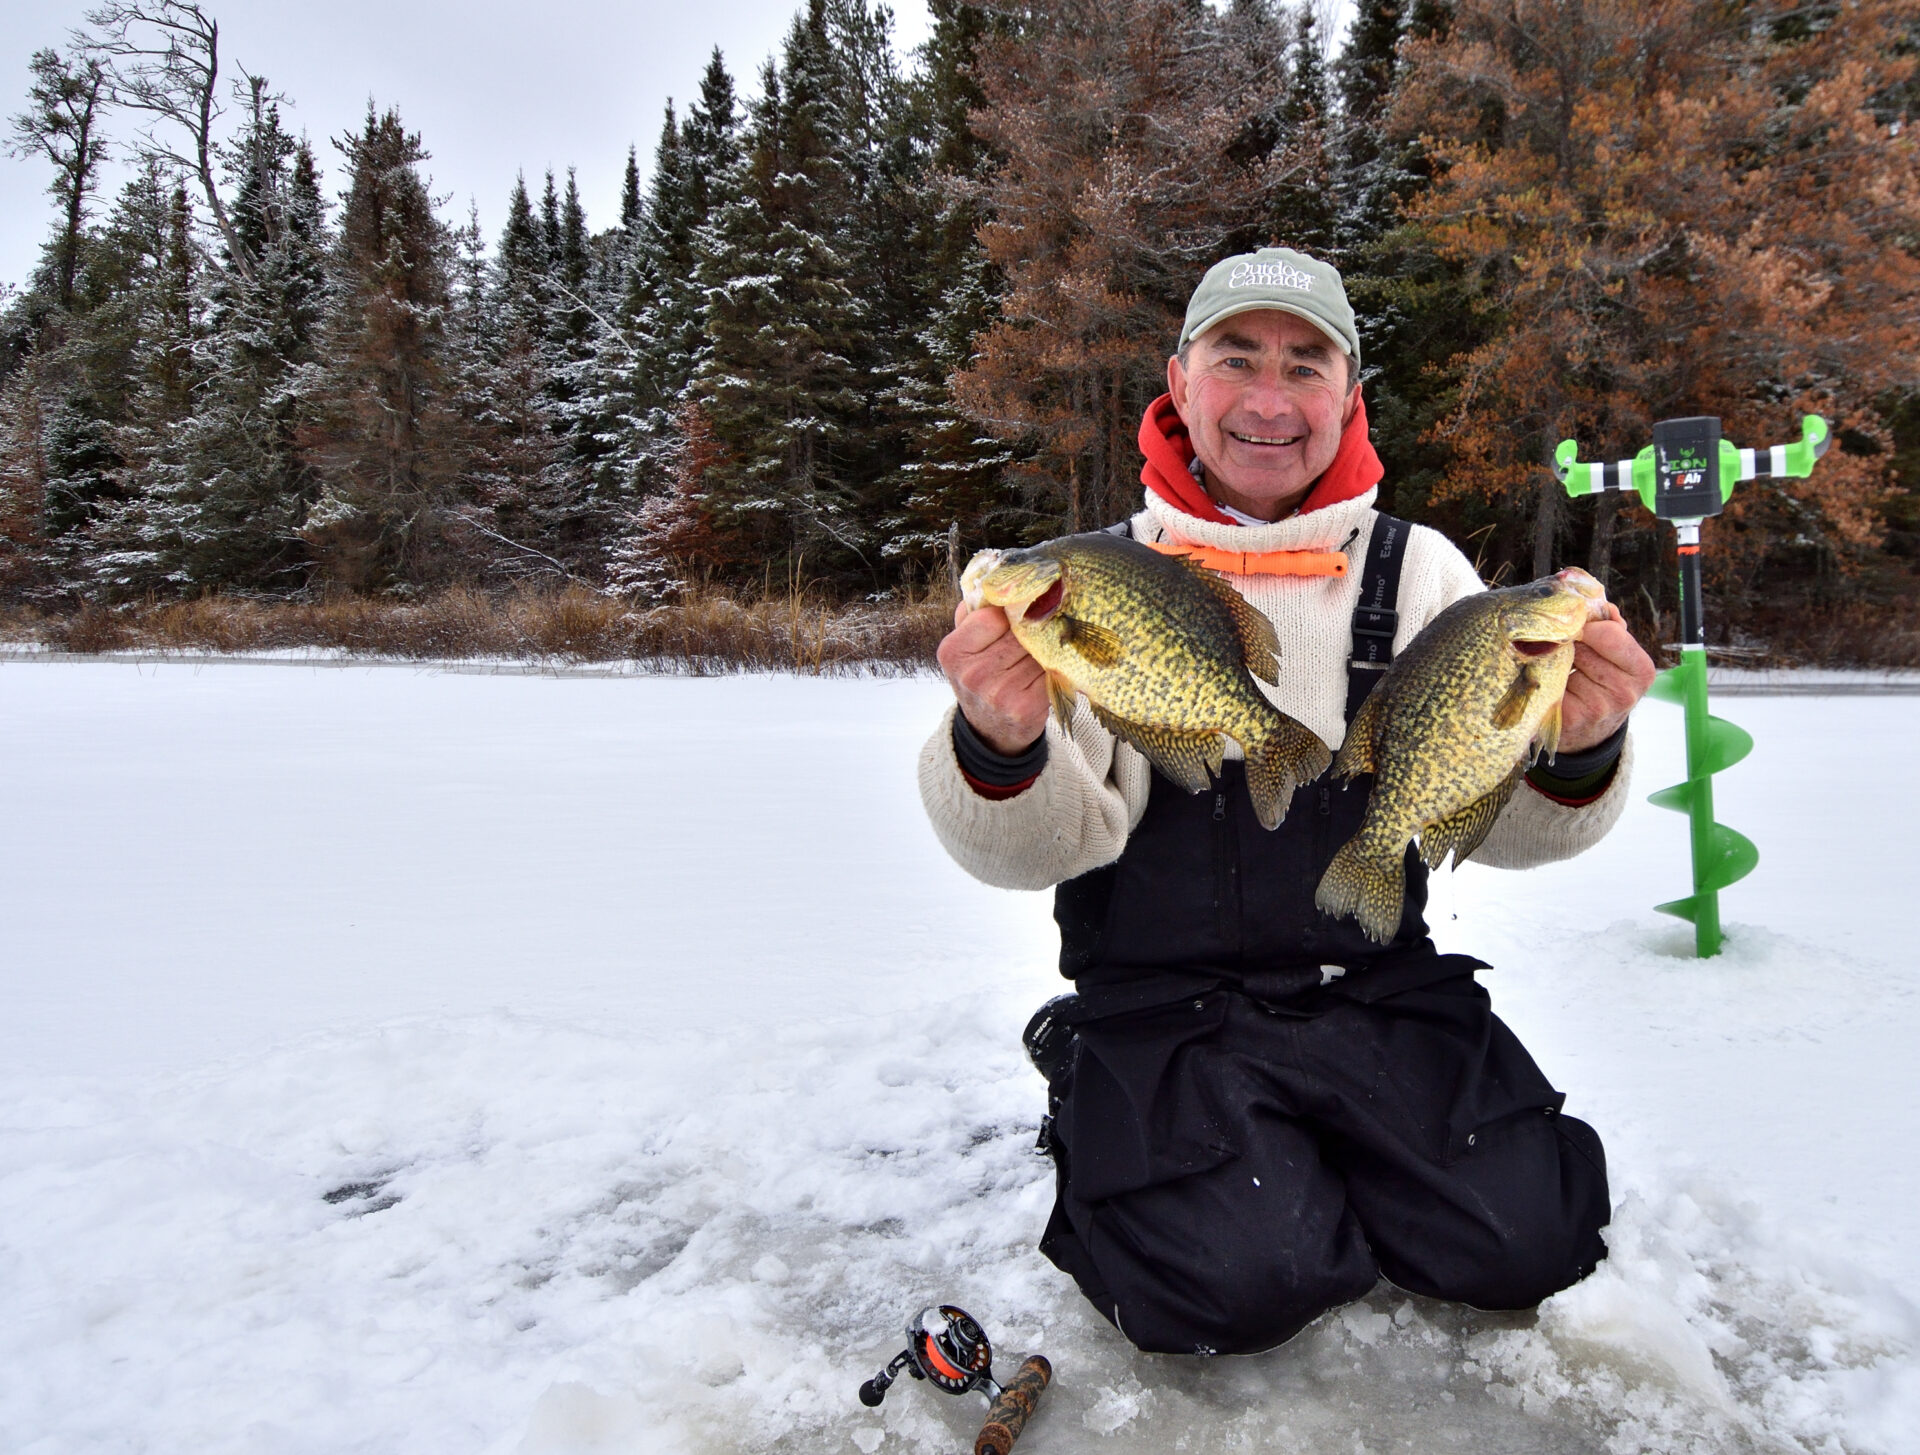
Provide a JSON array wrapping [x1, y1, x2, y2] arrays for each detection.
[[1553, 412, 1830, 520], [858, 1305, 1054, 1455]]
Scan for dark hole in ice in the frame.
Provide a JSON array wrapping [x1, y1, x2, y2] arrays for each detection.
[[323, 1177, 401, 1215]]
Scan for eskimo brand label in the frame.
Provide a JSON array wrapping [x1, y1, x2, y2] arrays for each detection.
[[1228, 261, 1315, 292]]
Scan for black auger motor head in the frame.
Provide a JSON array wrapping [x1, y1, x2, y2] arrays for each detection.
[[858, 1304, 1053, 1455]]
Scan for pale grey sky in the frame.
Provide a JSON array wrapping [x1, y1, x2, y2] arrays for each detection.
[[2, 0, 934, 289]]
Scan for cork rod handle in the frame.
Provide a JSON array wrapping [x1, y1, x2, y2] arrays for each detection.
[[973, 1355, 1052, 1455]]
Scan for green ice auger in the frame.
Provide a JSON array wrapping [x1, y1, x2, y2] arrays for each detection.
[[1552, 413, 1829, 956]]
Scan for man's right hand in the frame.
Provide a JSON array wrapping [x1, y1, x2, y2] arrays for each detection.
[[937, 600, 1052, 756]]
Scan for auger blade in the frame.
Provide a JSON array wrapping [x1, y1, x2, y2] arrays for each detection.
[[1646, 666, 1686, 706], [1655, 894, 1702, 924], [1697, 823, 1758, 893], [1701, 715, 1754, 773], [1647, 780, 1699, 815]]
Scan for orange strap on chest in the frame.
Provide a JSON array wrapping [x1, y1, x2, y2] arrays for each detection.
[[1144, 538, 1348, 578]]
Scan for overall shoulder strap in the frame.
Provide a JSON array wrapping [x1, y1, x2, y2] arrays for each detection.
[[1103, 517, 1134, 539], [1346, 513, 1411, 723]]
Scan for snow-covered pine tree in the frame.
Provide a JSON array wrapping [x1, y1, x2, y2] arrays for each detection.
[[873, 0, 1026, 577], [688, 1, 872, 581], [91, 95, 330, 596], [31, 161, 199, 572], [1269, 6, 1337, 254], [298, 106, 469, 591], [453, 174, 566, 581], [619, 146, 642, 240], [1332, 0, 1406, 256]]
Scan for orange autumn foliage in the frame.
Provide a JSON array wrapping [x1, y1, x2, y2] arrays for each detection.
[[1391, 0, 1920, 601]]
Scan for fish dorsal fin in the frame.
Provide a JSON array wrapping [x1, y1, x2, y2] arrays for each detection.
[[1164, 550, 1281, 685], [1332, 680, 1385, 780], [1490, 660, 1543, 730], [1057, 614, 1125, 669], [1089, 701, 1221, 795], [1418, 764, 1524, 871]]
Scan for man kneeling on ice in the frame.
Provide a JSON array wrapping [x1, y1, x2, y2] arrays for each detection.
[[919, 248, 1656, 1356]]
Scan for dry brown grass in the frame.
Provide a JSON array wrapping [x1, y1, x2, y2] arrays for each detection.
[[11, 584, 1913, 672], [0, 584, 957, 674]]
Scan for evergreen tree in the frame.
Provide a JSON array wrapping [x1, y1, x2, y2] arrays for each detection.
[[1270, 6, 1337, 253], [91, 99, 330, 596], [28, 161, 194, 559], [687, 4, 872, 578], [8, 47, 111, 312], [299, 106, 467, 590], [873, 0, 1025, 574], [606, 54, 743, 587], [619, 146, 642, 238]]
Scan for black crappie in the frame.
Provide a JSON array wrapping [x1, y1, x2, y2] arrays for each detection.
[[1315, 568, 1610, 942], [960, 532, 1331, 828]]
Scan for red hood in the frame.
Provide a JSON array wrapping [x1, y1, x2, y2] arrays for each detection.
[[1137, 392, 1383, 525]]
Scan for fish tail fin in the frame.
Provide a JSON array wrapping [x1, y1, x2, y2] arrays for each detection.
[[1315, 837, 1404, 944], [1244, 715, 1332, 830]]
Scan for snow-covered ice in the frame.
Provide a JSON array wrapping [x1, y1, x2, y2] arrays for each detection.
[[2, 662, 1915, 1454]]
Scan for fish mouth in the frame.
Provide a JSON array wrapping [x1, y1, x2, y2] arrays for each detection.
[[962, 547, 1064, 617], [1021, 579, 1065, 623], [1514, 639, 1563, 657]]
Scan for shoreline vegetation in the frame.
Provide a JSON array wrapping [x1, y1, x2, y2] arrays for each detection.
[[3, 587, 1916, 673], [0, 586, 956, 673], [4, 0, 1916, 650]]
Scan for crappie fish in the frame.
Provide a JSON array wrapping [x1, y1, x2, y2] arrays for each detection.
[[1315, 568, 1610, 942], [960, 532, 1331, 829]]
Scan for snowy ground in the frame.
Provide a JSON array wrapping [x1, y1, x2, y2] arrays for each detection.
[[2, 661, 1915, 1455]]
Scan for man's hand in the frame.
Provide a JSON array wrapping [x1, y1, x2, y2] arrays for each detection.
[[1559, 603, 1657, 753], [937, 600, 1052, 756]]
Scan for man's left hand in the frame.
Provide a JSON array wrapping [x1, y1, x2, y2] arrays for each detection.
[[1559, 603, 1657, 753]]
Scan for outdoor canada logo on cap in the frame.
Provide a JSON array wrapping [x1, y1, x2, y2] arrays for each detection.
[[1180, 246, 1361, 369]]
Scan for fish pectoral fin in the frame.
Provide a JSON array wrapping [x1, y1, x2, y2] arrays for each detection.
[[1418, 766, 1524, 871], [1332, 685, 1384, 779], [1090, 703, 1219, 794], [1057, 614, 1126, 669], [1532, 697, 1564, 765], [1045, 673, 1079, 727], [1489, 661, 1543, 730]]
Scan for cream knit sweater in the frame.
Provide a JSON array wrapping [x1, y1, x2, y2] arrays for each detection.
[[918, 486, 1634, 892]]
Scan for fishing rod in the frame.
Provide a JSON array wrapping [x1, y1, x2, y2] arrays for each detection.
[[1553, 413, 1829, 956]]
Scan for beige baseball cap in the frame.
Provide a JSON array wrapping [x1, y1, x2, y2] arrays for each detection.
[[1179, 247, 1360, 369]]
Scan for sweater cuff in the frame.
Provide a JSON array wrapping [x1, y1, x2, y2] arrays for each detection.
[[1526, 721, 1628, 804], [953, 710, 1048, 797]]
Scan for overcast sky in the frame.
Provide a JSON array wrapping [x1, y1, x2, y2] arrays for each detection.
[[2, 0, 935, 289]]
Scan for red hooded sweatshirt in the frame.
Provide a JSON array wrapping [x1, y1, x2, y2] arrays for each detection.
[[1136, 392, 1383, 525]]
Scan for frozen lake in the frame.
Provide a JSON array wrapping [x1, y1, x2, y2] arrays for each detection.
[[2, 661, 1915, 1453]]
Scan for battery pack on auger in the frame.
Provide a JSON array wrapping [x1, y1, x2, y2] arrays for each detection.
[[858, 1305, 1053, 1455]]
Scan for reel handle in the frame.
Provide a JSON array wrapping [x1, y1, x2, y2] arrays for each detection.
[[973, 1354, 1052, 1455]]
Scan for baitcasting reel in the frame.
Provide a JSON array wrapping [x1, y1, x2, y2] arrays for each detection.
[[859, 1304, 1053, 1455]]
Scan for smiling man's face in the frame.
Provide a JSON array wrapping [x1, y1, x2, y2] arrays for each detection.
[[1167, 308, 1358, 522]]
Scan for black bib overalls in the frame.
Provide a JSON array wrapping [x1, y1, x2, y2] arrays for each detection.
[[1032, 569, 1611, 1355]]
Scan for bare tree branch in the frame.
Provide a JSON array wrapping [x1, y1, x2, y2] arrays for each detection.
[[79, 0, 253, 280]]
